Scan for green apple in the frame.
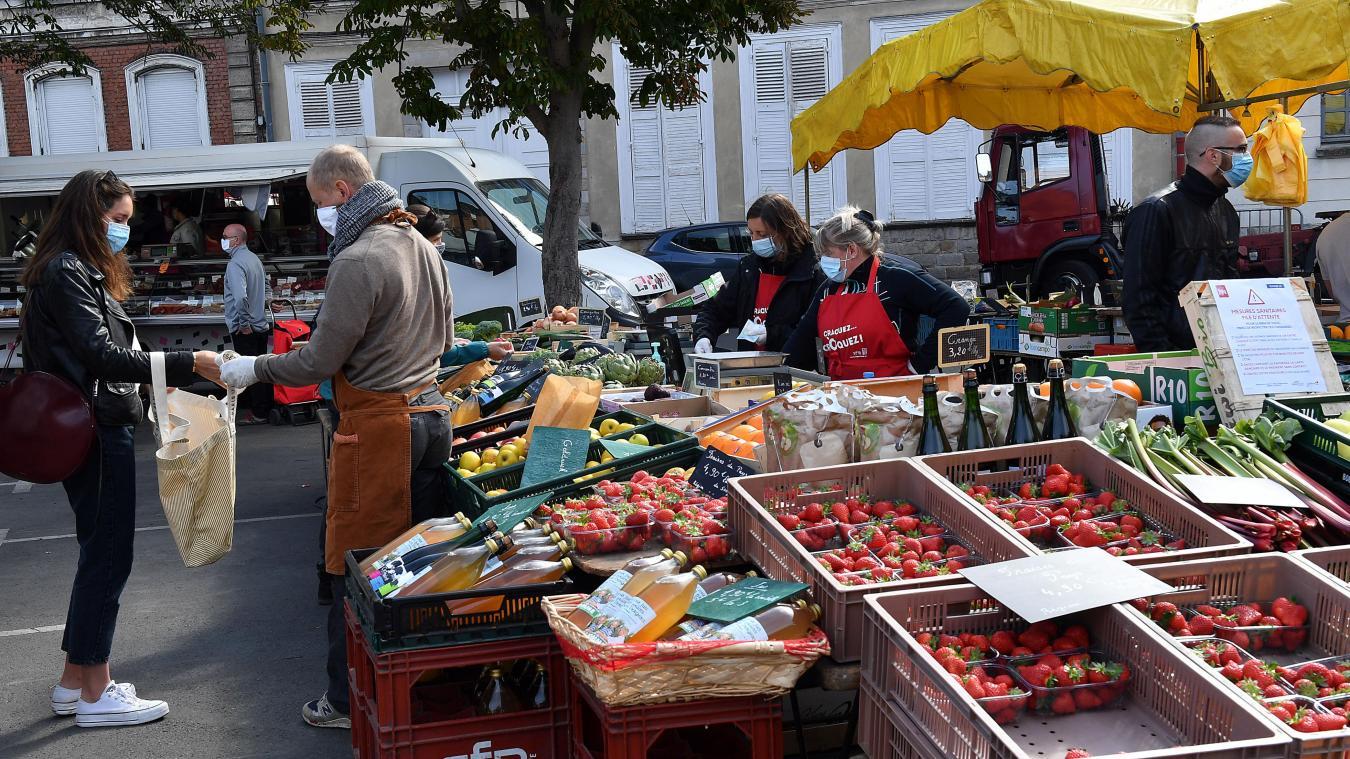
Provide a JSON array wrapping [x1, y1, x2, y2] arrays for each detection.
[[1326, 417, 1350, 458]]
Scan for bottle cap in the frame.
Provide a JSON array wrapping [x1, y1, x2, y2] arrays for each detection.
[[1049, 358, 1065, 371], [484, 538, 500, 553], [745, 570, 758, 579], [483, 519, 499, 534], [692, 565, 708, 579], [522, 516, 540, 530], [560, 557, 574, 572], [1012, 362, 1027, 375], [671, 550, 688, 566], [455, 513, 472, 530], [548, 532, 564, 545], [496, 535, 515, 552], [541, 522, 556, 536], [556, 542, 571, 557], [809, 603, 822, 620], [922, 374, 937, 388], [660, 548, 676, 559]]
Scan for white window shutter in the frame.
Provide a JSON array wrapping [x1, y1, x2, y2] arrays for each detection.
[[1102, 129, 1133, 204], [298, 76, 334, 138], [887, 130, 930, 220], [928, 121, 973, 219], [138, 68, 204, 149], [39, 77, 100, 155], [788, 39, 835, 224], [751, 41, 792, 200], [428, 68, 551, 184], [628, 66, 667, 233], [660, 103, 706, 228], [330, 79, 366, 135]]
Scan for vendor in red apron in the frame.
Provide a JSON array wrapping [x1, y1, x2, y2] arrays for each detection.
[[693, 194, 823, 353], [219, 145, 455, 730], [783, 207, 970, 380]]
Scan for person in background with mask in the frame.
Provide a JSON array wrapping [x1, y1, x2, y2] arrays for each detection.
[[218, 145, 454, 730], [167, 202, 204, 258], [1123, 114, 1246, 351], [407, 204, 513, 367], [693, 194, 822, 353], [221, 223, 272, 425], [783, 207, 968, 379]]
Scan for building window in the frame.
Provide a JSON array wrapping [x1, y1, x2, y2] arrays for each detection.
[[125, 55, 211, 150], [424, 68, 550, 183], [1323, 93, 1350, 142], [24, 64, 108, 155], [284, 62, 374, 139]]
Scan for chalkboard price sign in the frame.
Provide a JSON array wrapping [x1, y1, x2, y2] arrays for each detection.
[[522, 336, 540, 351], [519, 298, 544, 318], [937, 324, 991, 369], [455, 492, 552, 546], [693, 358, 721, 390], [577, 308, 605, 327], [689, 446, 757, 498], [774, 370, 794, 396], [687, 577, 808, 623]]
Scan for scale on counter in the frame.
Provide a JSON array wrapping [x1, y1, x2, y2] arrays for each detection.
[[685, 351, 826, 394]]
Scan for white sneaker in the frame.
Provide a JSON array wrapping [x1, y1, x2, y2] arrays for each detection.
[[75, 682, 168, 728], [51, 682, 136, 716]]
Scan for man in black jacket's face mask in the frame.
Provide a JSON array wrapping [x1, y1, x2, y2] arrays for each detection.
[[1122, 115, 1246, 352]]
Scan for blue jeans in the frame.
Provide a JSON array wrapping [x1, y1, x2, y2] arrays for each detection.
[[60, 425, 137, 666]]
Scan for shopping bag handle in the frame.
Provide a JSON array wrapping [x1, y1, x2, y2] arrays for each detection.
[[149, 352, 190, 446]]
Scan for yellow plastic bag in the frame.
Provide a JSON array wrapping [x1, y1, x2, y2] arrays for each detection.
[[1244, 108, 1308, 207]]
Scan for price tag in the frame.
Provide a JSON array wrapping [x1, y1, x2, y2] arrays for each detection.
[[519, 298, 544, 318], [958, 549, 1173, 623], [520, 426, 593, 488], [693, 358, 720, 390], [774, 371, 794, 396], [456, 493, 553, 545], [688, 446, 757, 498], [687, 577, 808, 623], [937, 324, 990, 369], [577, 308, 605, 338], [600, 439, 651, 460], [493, 356, 533, 374], [522, 336, 540, 351]]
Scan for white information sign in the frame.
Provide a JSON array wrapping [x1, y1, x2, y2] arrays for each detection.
[[1209, 279, 1326, 396]]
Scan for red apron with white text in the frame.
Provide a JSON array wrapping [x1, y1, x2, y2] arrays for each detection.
[[752, 272, 786, 324], [816, 258, 912, 380]]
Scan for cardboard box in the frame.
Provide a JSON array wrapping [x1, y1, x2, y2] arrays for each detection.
[[1072, 350, 1216, 427], [1018, 305, 1110, 338], [646, 272, 726, 310], [618, 396, 729, 420], [1019, 332, 1110, 358], [1136, 402, 1175, 430]]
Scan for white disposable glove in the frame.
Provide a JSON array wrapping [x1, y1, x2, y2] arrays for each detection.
[[695, 338, 713, 354], [221, 356, 259, 389]]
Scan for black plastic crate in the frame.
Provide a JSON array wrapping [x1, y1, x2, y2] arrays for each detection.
[[344, 548, 573, 653], [1263, 395, 1350, 501]]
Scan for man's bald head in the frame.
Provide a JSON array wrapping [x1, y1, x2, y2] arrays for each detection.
[[224, 223, 248, 242], [1185, 115, 1246, 185]]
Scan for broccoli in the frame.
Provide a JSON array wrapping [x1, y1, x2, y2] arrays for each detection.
[[472, 320, 504, 341]]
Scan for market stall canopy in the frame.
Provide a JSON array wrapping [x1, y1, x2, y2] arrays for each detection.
[[791, 0, 1350, 172]]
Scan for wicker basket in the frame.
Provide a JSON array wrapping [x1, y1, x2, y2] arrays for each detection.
[[541, 594, 829, 707]]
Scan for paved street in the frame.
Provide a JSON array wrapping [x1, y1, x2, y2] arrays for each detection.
[[0, 424, 351, 759]]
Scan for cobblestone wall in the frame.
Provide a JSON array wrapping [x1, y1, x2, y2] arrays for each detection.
[[881, 221, 981, 283]]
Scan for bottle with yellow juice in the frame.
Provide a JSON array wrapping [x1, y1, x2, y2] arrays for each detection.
[[619, 566, 708, 643], [395, 535, 515, 597], [448, 557, 575, 616], [566, 550, 685, 628], [358, 514, 473, 573]]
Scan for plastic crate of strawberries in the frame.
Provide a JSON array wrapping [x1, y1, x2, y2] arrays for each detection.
[[776, 498, 984, 587], [1132, 597, 1310, 653], [960, 464, 1189, 556], [1188, 642, 1350, 734], [538, 467, 729, 556]]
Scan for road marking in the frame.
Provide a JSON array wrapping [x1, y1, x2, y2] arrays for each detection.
[[0, 480, 33, 494], [0, 624, 65, 638], [2, 512, 320, 544], [0, 529, 7, 547]]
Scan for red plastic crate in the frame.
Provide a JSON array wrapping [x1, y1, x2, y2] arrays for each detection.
[[346, 603, 571, 759], [569, 676, 782, 759], [1095, 343, 1138, 355], [860, 583, 1289, 759], [726, 457, 1035, 661], [859, 676, 941, 759], [914, 438, 1252, 565]]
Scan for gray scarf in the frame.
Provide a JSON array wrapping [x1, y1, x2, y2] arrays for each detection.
[[328, 180, 402, 260]]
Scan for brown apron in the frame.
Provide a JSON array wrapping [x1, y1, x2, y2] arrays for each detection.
[[325, 372, 448, 574]]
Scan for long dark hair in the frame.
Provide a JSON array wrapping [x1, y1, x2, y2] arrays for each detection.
[[747, 193, 813, 261], [21, 170, 135, 300]]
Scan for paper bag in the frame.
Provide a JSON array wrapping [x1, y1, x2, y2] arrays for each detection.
[[763, 387, 855, 472], [856, 399, 921, 460], [438, 359, 493, 395], [525, 375, 601, 440]]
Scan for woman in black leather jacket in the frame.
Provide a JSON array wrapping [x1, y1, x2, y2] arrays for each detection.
[[19, 170, 219, 728]]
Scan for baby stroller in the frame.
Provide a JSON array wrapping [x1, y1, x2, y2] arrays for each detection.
[[269, 299, 321, 425]]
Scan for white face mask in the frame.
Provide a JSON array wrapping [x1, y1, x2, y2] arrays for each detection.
[[316, 205, 340, 236], [220, 237, 234, 252]]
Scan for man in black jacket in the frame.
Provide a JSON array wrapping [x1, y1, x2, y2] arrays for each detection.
[[1123, 114, 1250, 351]]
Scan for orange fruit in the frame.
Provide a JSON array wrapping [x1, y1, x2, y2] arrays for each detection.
[[731, 424, 758, 440], [1037, 382, 1050, 398], [1331, 325, 1345, 340], [1112, 379, 1143, 403], [746, 429, 765, 444], [746, 414, 764, 430], [733, 440, 757, 458]]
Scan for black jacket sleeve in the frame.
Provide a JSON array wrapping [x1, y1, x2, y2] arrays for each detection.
[[888, 264, 970, 373], [782, 284, 826, 371], [1122, 200, 1176, 352], [45, 259, 196, 386], [694, 261, 747, 344]]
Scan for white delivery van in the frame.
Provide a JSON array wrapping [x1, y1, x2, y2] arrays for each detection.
[[364, 137, 674, 325]]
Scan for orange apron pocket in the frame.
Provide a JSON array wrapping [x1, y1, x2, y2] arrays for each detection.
[[329, 432, 360, 512]]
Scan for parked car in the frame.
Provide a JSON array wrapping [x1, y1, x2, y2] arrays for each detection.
[[642, 221, 752, 292]]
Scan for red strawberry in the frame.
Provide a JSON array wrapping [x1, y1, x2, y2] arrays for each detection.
[[1073, 688, 1102, 710], [1046, 463, 1069, 477], [1272, 597, 1309, 627], [1050, 693, 1077, 715], [1018, 482, 1039, 500], [1314, 712, 1348, 731], [1292, 709, 1320, 733], [1065, 750, 1091, 759], [1195, 604, 1224, 617], [1019, 664, 1053, 687], [1188, 615, 1215, 636], [991, 631, 1016, 653], [829, 502, 850, 523], [1233, 605, 1263, 626], [776, 513, 800, 530], [849, 510, 870, 524], [801, 502, 824, 523], [961, 675, 986, 699]]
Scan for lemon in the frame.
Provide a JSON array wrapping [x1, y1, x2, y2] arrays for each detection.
[[628, 433, 650, 446], [458, 451, 481, 471]]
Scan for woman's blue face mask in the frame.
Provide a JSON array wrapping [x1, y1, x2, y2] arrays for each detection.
[[751, 236, 776, 258]]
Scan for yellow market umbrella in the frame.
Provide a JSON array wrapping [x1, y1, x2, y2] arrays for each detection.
[[792, 0, 1350, 173]]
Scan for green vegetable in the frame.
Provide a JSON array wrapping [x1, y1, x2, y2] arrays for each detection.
[[573, 364, 603, 382], [473, 320, 503, 341], [597, 353, 638, 385], [635, 357, 664, 385], [572, 347, 602, 364], [526, 349, 560, 363], [454, 322, 476, 339]]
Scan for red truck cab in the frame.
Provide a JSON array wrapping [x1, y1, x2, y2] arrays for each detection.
[[975, 126, 1121, 303]]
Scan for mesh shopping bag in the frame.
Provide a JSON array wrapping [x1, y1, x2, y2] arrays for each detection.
[[149, 352, 237, 567]]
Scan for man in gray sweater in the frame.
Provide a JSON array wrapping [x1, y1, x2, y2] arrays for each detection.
[[220, 144, 454, 729], [222, 223, 271, 424]]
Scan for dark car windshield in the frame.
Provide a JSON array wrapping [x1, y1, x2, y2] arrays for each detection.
[[479, 178, 608, 250]]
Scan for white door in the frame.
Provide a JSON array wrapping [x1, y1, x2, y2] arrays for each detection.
[[614, 54, 718, 234], [427, 69, 551, 185], [138, 68, 206, 149], [871, 14, 983, 222], [740, 26, 845, 225]]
